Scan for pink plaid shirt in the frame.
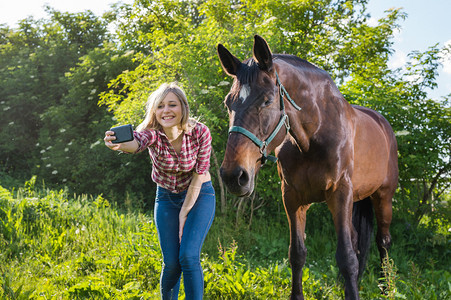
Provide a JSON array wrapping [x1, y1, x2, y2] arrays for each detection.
[[133, 122, 212, 193]]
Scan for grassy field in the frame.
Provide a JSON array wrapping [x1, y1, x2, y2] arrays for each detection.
[[0, 179, 449, 299]]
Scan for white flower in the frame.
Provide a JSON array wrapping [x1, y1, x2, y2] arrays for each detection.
[[262, 16, 277, 25], [52, 170, 58, 175], [200, 89, 209, 94], [90, 140, 101, 149], [218, 81, 230, 86], [46, 164, 51, 168], [123, 50, 134, 57], [395, 130, 410, 136]]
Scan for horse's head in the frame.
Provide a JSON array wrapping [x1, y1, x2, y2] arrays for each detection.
[[217, 35, 289, 197]]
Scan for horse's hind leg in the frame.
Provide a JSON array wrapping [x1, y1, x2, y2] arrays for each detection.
[[283, 189, 310, 300], [371, 185, 394, 265], [371, 183, 395, 293]]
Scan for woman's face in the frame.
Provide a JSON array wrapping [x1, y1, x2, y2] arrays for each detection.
[[156, 92, 183, 130]]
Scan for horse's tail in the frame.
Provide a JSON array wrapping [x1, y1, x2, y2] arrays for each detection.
[[352, 197, 374, 279]]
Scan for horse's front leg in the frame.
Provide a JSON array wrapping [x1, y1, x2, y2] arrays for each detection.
[[284, 190, 310, 300], [327, 176, 360, 300]]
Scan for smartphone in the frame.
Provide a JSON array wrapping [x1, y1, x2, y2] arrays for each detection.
[[110, 124, 134, 144]]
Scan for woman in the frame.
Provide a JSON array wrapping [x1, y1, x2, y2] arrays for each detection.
[[104, 82, 215, 300]]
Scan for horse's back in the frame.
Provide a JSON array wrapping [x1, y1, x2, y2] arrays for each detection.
[[351, 105, 398, 201]]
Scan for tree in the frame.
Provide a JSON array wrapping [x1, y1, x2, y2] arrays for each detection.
[[2, 0, 448, 224], [0, 9, 108, 178], [99, 0, 406, 217], [35, 45, 148, 200]]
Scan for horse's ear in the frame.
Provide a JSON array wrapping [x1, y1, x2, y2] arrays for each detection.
[[217, 43, 241, 76], [253, 35, 273, 72]]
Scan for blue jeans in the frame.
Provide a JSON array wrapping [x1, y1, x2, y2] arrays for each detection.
[[154, 181, 215, 300]]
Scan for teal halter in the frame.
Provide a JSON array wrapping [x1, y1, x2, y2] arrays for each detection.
[[228, 70, 302, 164]]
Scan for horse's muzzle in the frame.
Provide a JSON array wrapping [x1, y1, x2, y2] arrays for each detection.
[[220, 165, 254, 197]]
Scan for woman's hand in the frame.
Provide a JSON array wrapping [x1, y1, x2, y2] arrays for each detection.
[[179, 208, 190, 243], [104, 130, 122, 151], [104, 130, 139, 153], [178, 172, 210, 243]]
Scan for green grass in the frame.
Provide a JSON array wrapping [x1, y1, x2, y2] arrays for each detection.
[[0, 179, 450, 299]]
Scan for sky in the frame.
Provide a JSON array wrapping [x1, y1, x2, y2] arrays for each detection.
[[367, 0, 451, 99], [1, 0, 450, 99]]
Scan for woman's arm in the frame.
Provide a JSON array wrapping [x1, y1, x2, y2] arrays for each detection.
[[104, 130, 140, 153], [179, 171, 211, 242]]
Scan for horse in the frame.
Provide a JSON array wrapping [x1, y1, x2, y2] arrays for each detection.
[[217, 35, 398, 300]]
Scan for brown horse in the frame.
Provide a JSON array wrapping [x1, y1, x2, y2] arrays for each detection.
[[217, 35, 398, 300]]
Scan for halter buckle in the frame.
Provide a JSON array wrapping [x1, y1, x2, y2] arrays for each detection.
[[259, 141, 268, 155], [279, 83, 285, 98], [284, 114, 291, 131]]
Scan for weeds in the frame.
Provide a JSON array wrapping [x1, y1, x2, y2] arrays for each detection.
[[0, 181, 450, 299], [378, 250, 400, 299]]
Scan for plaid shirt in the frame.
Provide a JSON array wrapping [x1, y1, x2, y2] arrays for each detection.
[[133, 122, 212, 193]]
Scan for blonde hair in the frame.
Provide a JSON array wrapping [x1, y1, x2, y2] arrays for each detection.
[[136, 82, 196, 132]]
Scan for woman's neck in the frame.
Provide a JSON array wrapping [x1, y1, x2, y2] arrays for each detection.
[[163, 126, 183, 142]]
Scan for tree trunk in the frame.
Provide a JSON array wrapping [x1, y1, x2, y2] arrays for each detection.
[[211, 148, 226, 215]]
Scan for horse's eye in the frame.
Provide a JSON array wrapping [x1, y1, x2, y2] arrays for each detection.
[[262, 99, 273, 107]]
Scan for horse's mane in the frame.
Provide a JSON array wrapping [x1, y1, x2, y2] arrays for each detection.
[[273, 54, 331, 78], [273, 54, 317, 69], [236, 54, 328, 86]]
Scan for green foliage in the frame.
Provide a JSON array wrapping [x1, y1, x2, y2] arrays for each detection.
[[379, 250, 399, 299], [0, 10, 109, 176], [1, 3, 450, 299], [33, 43, 151, 200], [98, 0, 409, 215], [0, 182, 161, 299], [1, 182, 449, 299], [0, 3, 448, 300], [204, 240, 292, 299], [2, 0, 449, 222]]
